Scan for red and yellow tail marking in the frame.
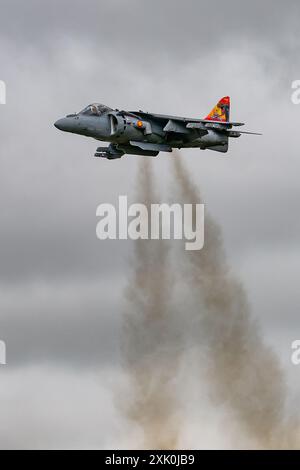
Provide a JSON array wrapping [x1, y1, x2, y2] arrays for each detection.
[[205, 96, 230, 122]]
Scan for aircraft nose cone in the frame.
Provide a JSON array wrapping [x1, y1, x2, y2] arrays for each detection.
[[54, 118, 66, 130]]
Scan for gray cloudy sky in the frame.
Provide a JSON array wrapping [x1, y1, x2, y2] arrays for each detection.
[[0, 0, 300, 449]]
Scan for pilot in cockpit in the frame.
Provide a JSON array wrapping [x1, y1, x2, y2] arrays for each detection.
[[79, 103, 112, 116]]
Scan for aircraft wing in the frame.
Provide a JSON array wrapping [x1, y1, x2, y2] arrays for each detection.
[[128, 110, 244, 128]]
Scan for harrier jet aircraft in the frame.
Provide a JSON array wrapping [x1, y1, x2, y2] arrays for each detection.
[[54, 97, 261, 160]]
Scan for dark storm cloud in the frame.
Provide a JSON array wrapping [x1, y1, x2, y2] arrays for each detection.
[[0, 277, 124, 368], [1, 0, 299, 68]]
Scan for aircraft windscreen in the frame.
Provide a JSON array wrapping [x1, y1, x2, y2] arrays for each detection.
[[79, 104, 112, 116]]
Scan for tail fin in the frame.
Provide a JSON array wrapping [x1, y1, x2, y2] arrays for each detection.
[[204, 96, 230, 122]]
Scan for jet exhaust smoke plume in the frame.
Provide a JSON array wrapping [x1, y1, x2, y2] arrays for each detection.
[[122, 158, 181, 449], [121, 153, 298, 449], [171, 152, 298, 449]]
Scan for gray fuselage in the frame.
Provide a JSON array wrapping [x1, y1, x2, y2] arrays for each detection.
[[54, 103, 230, 159]]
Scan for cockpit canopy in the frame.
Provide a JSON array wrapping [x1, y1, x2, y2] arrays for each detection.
[[79, 103, 112, 116]]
